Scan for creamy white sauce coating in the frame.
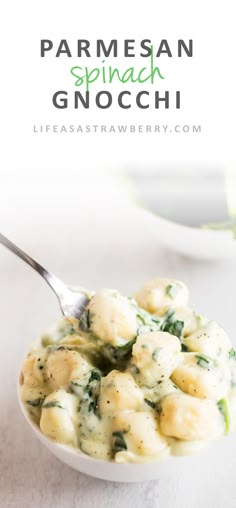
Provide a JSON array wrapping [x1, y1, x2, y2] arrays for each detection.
[[20, 278, 236, 463]]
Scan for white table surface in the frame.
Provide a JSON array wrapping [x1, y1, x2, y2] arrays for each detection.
[[1, 212, 236, 508]]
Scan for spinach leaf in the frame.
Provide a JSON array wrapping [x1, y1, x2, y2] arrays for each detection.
[[136, 307, 160, 334], [69, 380, 85, 398], [128, 297, 160, 334], [100, 338, 136, 369], [144, 398, 156, 409], [78, 369, 102, 418], [112, 431, 127, 455], [88, 401, 97, 413], [160, 310, 184, 339], [195, 354, 212, 369], [165, 284, 178, 299], [217, 398, 230, 434], [162, 320, 184, 338], [26, 397, 45, 408], [229, 348, 236, 360], [42, 401, 64, 409], [47, 345, 74, 352], [88, 369, 101, 383], [132, 298, 184, 339], [155, 401, 162, 414]]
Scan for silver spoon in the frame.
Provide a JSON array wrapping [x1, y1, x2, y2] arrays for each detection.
[[0, 232, 89, 319]]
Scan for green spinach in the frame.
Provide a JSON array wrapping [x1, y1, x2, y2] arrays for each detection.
[[217, 398, 230, 434], [42, 401, 64, 409], [112, 431, 127, 454], [26, 397, 45, 408]]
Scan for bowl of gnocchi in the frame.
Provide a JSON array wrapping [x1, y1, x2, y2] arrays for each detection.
[[18, 277, 236, 482]]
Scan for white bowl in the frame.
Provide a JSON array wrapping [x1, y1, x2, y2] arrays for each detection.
[[18, 382, 174, 482], [136, 208, 236, 260], [18, 379, 229, 482]]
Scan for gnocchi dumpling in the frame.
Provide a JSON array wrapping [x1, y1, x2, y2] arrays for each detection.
[[46, 349, 92, 390], [131, 331, 181, 386], [160, 393, 224, 441], [88, 289, 138, 346], [99, 370, 143, 415], [21, 350, 48, 387], [112, 411, 169, 462], [171, 352, 231, 400], [40, 389, 79, 445], [135, 278, 189, 315], [182, 321, 232, 360]]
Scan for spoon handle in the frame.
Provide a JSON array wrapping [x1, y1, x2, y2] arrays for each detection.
[[0, 232, 66, 297]]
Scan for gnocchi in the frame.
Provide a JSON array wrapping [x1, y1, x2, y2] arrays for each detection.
[[135, 278, 189, 315], [182, 321, 232, 359], [112, 411, 169, 462], [131, 331, 181, 386], [159, 393, 224, 441], [171, 352, 231, 400], [99, 370, 144, 415], [20, 277, 236, 464], [88, 289, 138, 346], [40, 389, 79, 446], [46, 349, 92, 390]]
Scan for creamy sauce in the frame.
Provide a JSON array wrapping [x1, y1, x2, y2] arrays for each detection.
[[20, 278, 236, 463]]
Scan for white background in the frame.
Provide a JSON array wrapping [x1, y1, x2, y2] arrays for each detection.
[[0, 0, 235, 240], [0, 2, 236, 507], [0, 0, 236, 180]]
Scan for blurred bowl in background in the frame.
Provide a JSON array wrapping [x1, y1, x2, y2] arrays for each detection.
[[118, 167, 236, 260], [0, 166, 235, 262], [138, 208, 236, 260]]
